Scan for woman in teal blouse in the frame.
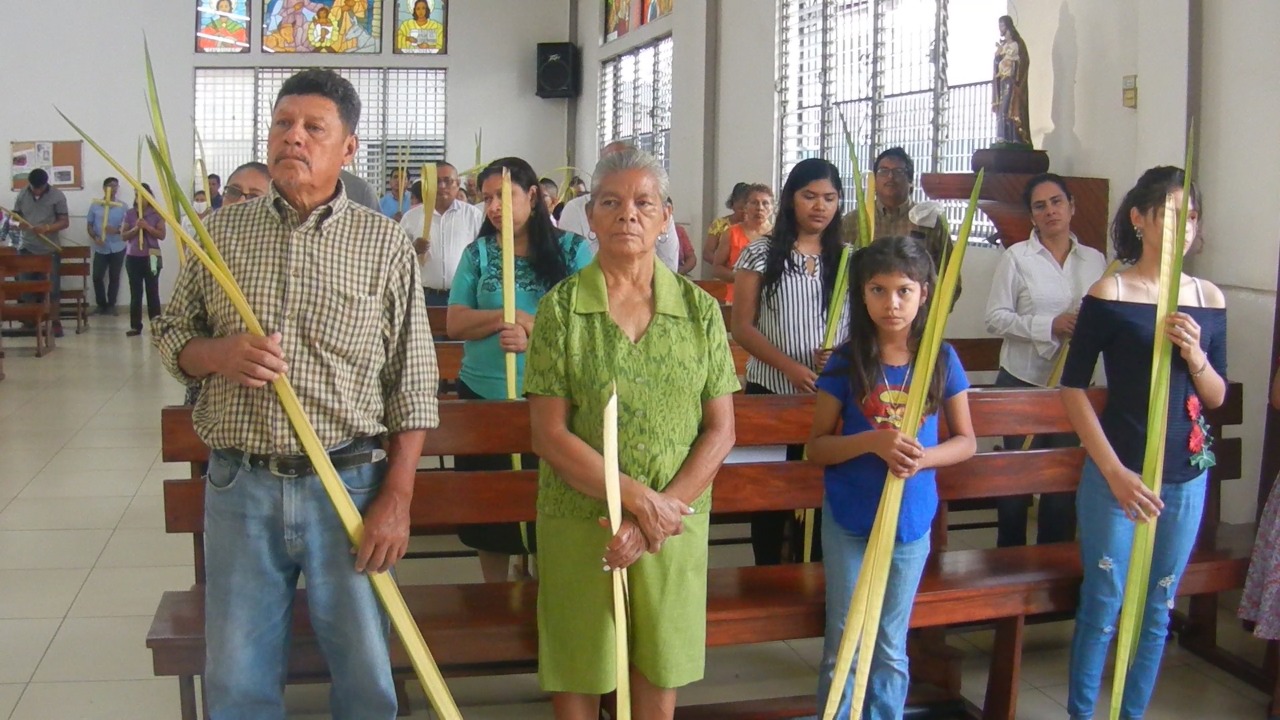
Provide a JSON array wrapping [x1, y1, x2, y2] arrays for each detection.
[[525, 148, 740, 718], [447, 156, 592, 582]]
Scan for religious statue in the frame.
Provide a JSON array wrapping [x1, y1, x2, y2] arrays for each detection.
[[993, 15, 1032, 147]]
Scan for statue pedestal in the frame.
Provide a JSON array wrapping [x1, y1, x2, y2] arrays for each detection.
[[971, 147, 1050, 175], [919, 171, 1110, 253]]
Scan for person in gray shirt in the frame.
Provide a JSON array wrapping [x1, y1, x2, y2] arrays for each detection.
[[340, 169, 380, 211], [12, 168, 70, 335]]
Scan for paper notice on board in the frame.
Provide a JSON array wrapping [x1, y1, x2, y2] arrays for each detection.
[[51, 166, 74, 186], [35, 142, 52, 164]]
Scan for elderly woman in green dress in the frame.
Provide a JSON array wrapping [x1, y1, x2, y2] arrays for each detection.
[[525, 148, 741, 718]]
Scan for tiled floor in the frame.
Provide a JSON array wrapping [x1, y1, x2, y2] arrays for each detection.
[[0, 314, 1271, 718]]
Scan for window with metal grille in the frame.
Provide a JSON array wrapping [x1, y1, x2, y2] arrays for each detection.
[[193, 67, 446, 191], [776, 0, 1005, 240], [599, 36, 674, 169]]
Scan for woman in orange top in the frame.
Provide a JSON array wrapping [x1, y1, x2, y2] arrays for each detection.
[[712, 184, 774, 302], [702, 182, 749, 265]]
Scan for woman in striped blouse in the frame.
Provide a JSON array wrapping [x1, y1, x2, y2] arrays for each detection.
[[731, 158, 849, 565]]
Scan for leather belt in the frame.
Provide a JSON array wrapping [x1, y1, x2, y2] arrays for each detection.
[[226, 438, 386, 479]]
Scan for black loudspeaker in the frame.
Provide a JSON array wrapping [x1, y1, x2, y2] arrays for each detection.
[[536, 42, 581, 99]]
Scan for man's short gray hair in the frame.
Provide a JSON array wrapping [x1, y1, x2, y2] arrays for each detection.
[[589, 148, 670, 201]]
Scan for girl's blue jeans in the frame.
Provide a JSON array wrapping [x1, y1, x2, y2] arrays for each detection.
[[1067, 457, 1206, 720], [816, 500, 931, 720]]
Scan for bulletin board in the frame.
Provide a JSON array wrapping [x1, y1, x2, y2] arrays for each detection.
[[10, 141, 84, 191]]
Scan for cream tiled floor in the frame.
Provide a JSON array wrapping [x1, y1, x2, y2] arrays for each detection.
[[0, 315, 1271, 718]]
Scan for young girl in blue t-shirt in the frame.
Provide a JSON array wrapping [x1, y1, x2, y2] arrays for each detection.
[[807, 235, 977, 719]]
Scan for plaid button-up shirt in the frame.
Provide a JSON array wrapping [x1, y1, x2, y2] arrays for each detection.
[[842, 199, 961, 302], [154, 182, 439, 455]]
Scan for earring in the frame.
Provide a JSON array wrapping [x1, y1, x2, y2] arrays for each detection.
[[1134, 225, 1143, 240]]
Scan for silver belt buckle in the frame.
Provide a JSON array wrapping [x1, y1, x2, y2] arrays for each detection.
[[267, 456, 302, 478]]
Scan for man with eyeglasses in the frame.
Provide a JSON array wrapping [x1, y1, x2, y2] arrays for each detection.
[[399, 161, 483, 306], [181, 164, 269, 255], [220, 162, 271, 205], [842, 146, 959, 301]]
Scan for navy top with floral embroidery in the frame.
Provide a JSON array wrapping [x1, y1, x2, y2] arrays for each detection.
[[1061, 295, 1228, 483]]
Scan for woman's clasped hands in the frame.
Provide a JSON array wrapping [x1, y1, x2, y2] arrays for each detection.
[[601, 487, 693, 572]]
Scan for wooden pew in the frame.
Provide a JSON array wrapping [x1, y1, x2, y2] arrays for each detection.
[[694, 279, 729, 303], [0, 253, 56, 356], [429, 342, 751, 392], [426, 305, 448, 338], [148, 383, 1248, 719]]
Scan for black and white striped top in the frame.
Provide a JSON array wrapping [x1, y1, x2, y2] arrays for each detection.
[[735, 238, 849, 394]]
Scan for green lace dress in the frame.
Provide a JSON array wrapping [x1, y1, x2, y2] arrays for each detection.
[[524, 258, 740, 692]]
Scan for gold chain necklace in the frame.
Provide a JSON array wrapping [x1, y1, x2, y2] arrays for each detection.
[[879, 358, 915, 430]]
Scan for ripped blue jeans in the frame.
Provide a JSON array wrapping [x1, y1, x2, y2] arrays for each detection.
[[1067, 457, 1206, 720]]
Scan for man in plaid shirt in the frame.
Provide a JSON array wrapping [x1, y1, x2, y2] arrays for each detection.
[[154, 69, 439, 719]]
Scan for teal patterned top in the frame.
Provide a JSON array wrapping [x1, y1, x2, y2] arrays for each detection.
[[449, 232, 592, 398], [524, 258, 741, 519]]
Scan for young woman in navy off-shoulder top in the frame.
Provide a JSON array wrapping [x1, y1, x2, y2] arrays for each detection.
[[1059, 167, 1228, 720]]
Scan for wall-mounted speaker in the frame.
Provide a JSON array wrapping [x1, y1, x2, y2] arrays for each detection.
[[536, 42, 581, 99]]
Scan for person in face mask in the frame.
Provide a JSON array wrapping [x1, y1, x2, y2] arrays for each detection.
[[182, 191, 208, 240], [192, 190, 211, 218]]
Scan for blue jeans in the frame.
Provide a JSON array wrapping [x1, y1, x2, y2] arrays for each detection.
[[1067, 458, 1206, 720], [817, 500, 931, 720], [203, 449, 396, 720]]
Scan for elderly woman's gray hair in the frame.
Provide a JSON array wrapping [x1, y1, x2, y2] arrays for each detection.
[[589, 147, 671, 202]]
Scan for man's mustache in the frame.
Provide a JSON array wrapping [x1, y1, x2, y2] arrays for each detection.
[[273, 154, 311, 168]]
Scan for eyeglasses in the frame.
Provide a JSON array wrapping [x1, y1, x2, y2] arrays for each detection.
[[224, 185, 263, 202], [874, 167, 910, 180], [437, 177, 458, 187]]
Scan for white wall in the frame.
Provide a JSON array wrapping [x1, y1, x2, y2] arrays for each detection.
[[576, 0, 776, 278], [1, 0, 570, 298], [713, 2, 777, 219], [1194, 0, 1280, 523], [1013, 0, 1132, 210], [0, 0, 197, 260], [572, 0, 711, 258]]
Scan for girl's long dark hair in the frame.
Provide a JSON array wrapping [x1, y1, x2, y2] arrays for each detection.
[[135, 183, 153, 210], [1110, 165, 1201, 265], [477, 157, 573, 290], [760, 158, 844, 310], [836, 235, 949, 414]]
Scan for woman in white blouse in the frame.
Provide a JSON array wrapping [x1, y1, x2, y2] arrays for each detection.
[[984, 173, 1107, 547]]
